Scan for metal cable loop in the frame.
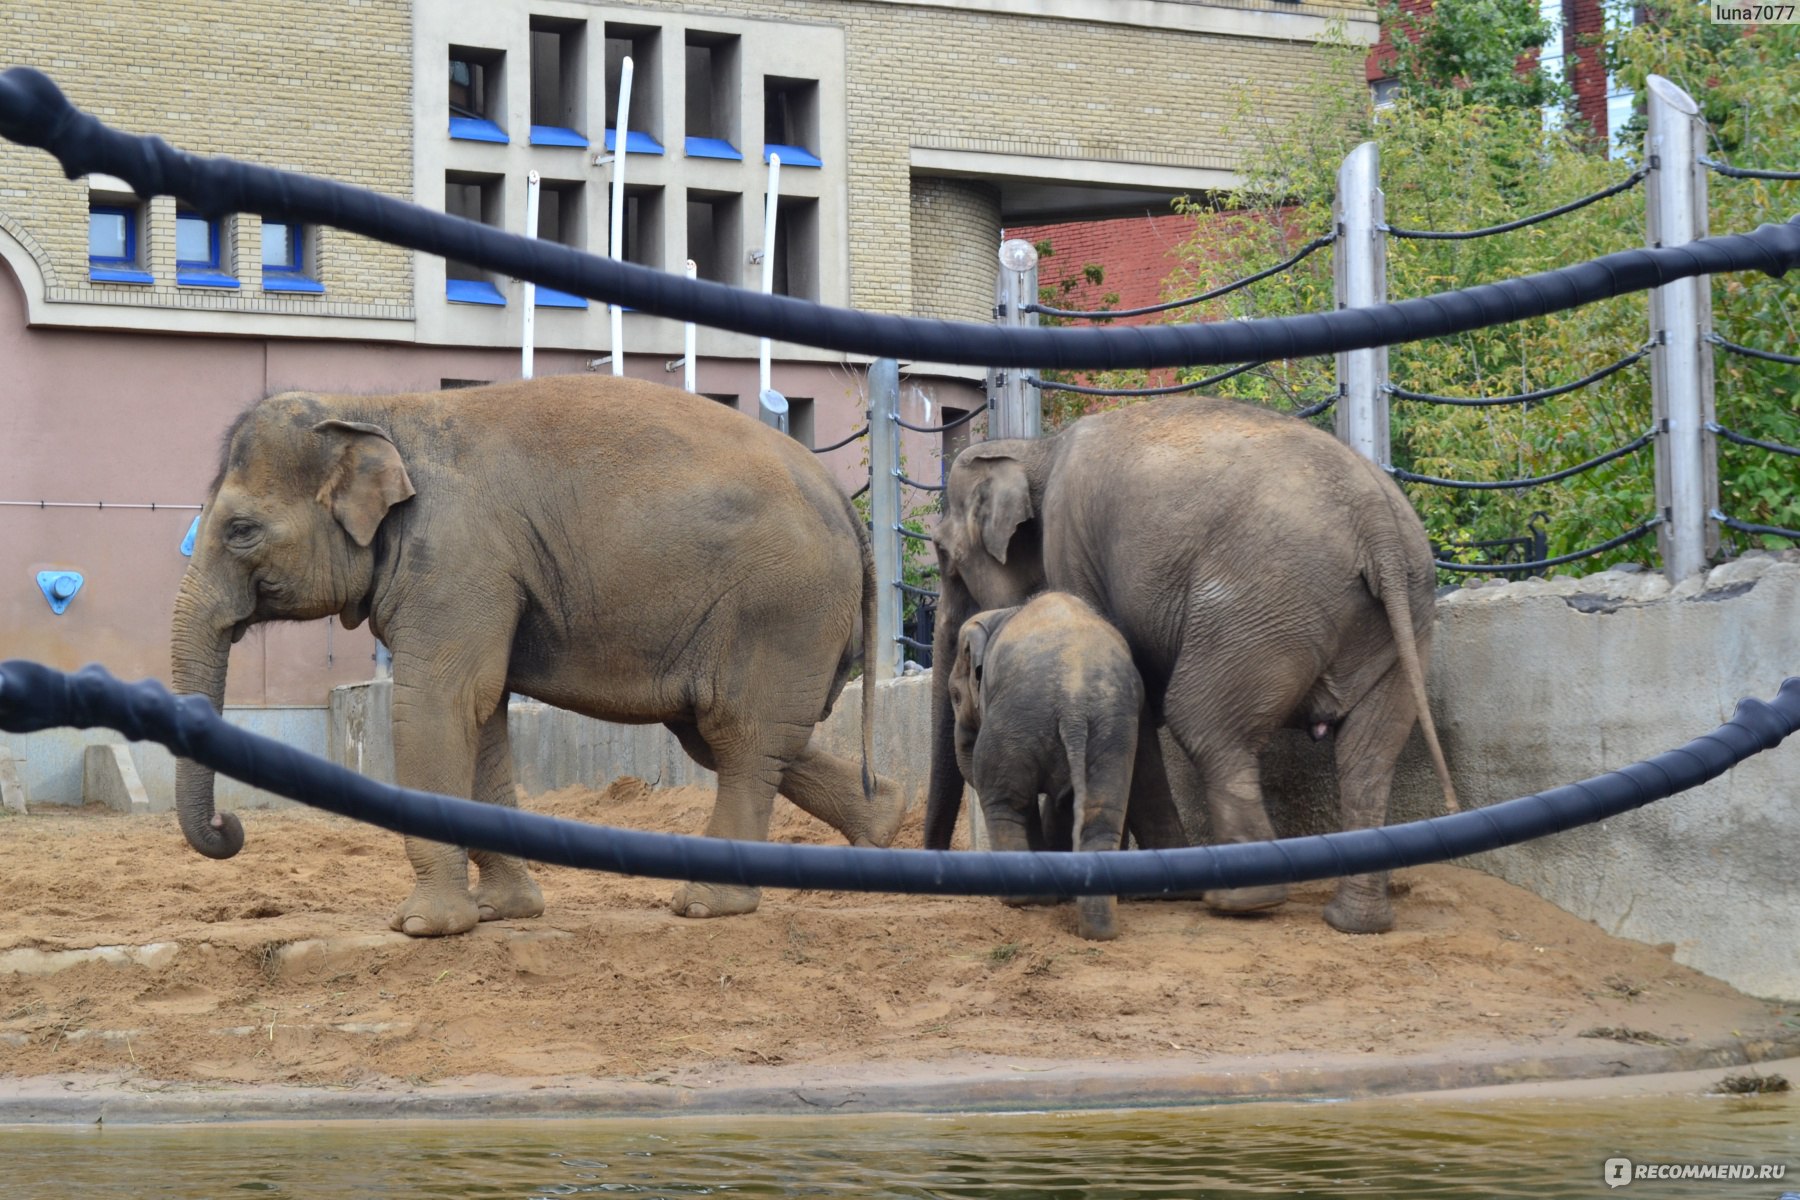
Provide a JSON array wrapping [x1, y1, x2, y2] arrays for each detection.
[[895, 634, 935, 653], [848, 481, 870, 500], [1435, 516, 1663, 572], [894, 471, 946, 493], [1386, 345, 1652, 407], [1708, 422, 1800, 458], [896, 526, 933, 543], [1290, 393, 1339, 419], [1026, 359, 1268, 397], [1707, 331, 1800, 366], [1023, 234, 1335, 321], [1384, 169, 1648, 240], [895, 580, 939, 598], [1390, 429, 1655, 491], [1713, 509, 1800, 543], [1701, 156, 1800, 182], [811, 425, 869, 453], [891, 407, 983, 434]]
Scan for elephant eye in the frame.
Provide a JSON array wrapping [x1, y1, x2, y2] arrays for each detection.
[[224, 518, 261, 547]]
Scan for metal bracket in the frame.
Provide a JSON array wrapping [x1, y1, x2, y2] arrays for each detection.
[[37, 570, 84, 615]]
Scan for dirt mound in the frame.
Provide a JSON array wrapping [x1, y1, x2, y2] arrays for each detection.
[[1, 781, 1789, 1093]]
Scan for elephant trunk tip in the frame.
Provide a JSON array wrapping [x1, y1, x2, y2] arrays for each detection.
[[184, 809, 246, 860]]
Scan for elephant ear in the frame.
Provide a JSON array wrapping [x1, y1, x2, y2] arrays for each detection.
[[313, 420, 416, 547], [968, 455, 1034, 565], [960, 606, 1018, 689]]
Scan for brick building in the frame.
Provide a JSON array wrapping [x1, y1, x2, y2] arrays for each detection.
[[0, 1, 1371, 796]]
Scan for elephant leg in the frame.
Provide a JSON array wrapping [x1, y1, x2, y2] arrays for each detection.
[[388, 674, 492, 938], [667, 717, 788, 918], [984, 789, 1061, 907], [772, 734, 905, 848], [468, 702, 545, 923], [1173, 735, 1288, 915], [1126, 713, 1191, 850], [1073, 750, 1130, 942], [1321, 664, 1414, 934]]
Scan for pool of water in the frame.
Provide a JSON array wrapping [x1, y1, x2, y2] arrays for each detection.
[[4, 1094, 1796, 1199]]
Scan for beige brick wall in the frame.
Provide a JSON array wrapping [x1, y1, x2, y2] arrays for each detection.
[[909, 178, 1000, 323], [0, 0, 413, 316]]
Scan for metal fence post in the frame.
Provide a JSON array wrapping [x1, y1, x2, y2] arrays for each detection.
[[990, 239, 1041, 440], [867, 359, 902, 682], [1646, 75, 1718, 582], [1333, 141, 1390, 466]]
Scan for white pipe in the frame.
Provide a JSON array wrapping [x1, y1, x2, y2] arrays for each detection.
[[759, 153, 781, 398], [521, 170, 540, 380], [609, 56, 634, 378], [683, 258, 698, 393]]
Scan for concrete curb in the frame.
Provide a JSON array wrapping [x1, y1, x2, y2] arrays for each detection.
[[4, 1030, 1796, 1126]]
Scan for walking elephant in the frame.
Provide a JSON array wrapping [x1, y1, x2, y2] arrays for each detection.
[[924, 396, 1456, 934], [171, 375, 903, 936], [948, 592, 1143, 941]]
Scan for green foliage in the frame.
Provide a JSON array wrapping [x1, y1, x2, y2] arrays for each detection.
[[851, 443, 943, 626], [1113, 12, 1799, 576], [1380, 0, 1566, 113]]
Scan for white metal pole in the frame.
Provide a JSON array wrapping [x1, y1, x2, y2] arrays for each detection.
[[867, 359, 902, 682], [759, 153, 782, 398], [992, 239, 1041, 440], [609, 56, 633, 378], [1333, 141, 1389, 466], [683, 258, 698, 393], [521, 170, 539, 380], [1646, 74, 1717, 582]]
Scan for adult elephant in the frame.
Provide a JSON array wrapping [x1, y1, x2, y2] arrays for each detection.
[[171, 375, 902, 936], [924, 396, 1456, 934]]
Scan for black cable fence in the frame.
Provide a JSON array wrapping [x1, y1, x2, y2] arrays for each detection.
[[2, 661, 1795, 896], [1384, 169, 1648, 241], [1701, 156, 1800, 182], [1023, 233, 1334, 321], [1385, 345, 1652, 408], [1388, 428, 1656, 492]]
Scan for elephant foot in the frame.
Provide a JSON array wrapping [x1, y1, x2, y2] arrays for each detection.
[[473, 869, 545, 923], [1076, 896, 1119, 942], [390, 886, 480, 938], [1002, 894, 1065, 908], [670, 881, 761, 919], [1323, 891, 1394, 934], [1204, 884, 1289, 914]]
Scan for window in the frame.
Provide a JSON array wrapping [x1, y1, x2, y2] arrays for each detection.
[[685, 31, 741, 159], [785, 396, 815, 449], [939, 404, 975, 476], [1370, 78, 1401, 110], [604, 23, 663, 154], [530, 18, 587, 146], [445, 172, 506, 304], [534, 180, 587, 307], [441, 378, 492, 390], [704, 393, 739, 409], [88, 198, 150, 284], [686, 189, 741, 285], [176, 211, 238, 288], [621, 185, 664, 270], [449, 46, 507, 142], [261, 220, 322, 293], [770, 195, 818, 301], [763, 76, 821, 167]]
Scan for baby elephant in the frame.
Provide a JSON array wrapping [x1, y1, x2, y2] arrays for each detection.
[[948, 592, 1142, 940]]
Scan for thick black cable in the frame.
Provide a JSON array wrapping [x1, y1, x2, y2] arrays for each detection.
[[1026, 359, 1266, 397], [895, 635, 935, 654], [1434, 517, 1662, 573], [1390, 429, 1655, 490], [897, 526, 932, 543], [1, 660, 1793, 898], [1387, 345, 1651, 407], [1714, 511, 1800, 544], [1291, 393, 1338, 419], [895, 581, 939, 598], [1709, 422, 1800, 458], [891, 407, 983, 434], [894, 472, 945, 493], [1023, 234, 1335, 320], [849, 482, 869, 500], [1708, 332, 1800, 367], [811, 425, 869, 453], [1385, 169, 1647, 240], [4, 68, 1797, 370], [1701, 156, 1800, 182]]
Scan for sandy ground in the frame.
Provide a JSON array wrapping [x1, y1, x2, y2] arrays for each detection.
[[2, 780, 1795, 1111]]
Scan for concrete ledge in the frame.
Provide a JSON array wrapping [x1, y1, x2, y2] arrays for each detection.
[[1, 1033, 1794, 1126], [0, 745, 26, 814], [83, 743, 149, 813]]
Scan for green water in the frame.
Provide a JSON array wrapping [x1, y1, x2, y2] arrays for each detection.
[[3, 1095, 1796, 1199]]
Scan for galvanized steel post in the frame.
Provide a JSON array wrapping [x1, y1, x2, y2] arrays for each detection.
[[1333, 141, 1390, 466], [991, 239, 1041, 440], [1646, 75, 1718, 582], [867, 359, 902, 682]]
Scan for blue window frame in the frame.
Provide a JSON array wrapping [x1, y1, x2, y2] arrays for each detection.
[[177, 211, 239, 289], [261, 220, 323, 293], [88, 202, 152, 284]]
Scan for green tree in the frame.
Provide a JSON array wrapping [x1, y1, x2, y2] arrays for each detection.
[[1380, 0, 1566, 112]]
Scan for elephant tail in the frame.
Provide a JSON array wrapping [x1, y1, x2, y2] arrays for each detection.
[[852, 490, 877, 805], [1060, 710, 1091, 839], [1371, 552, 1459, 815]]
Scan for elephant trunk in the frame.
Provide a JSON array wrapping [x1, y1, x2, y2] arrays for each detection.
[[169, 571, 246, 859], [923, 572, 975, 850]]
